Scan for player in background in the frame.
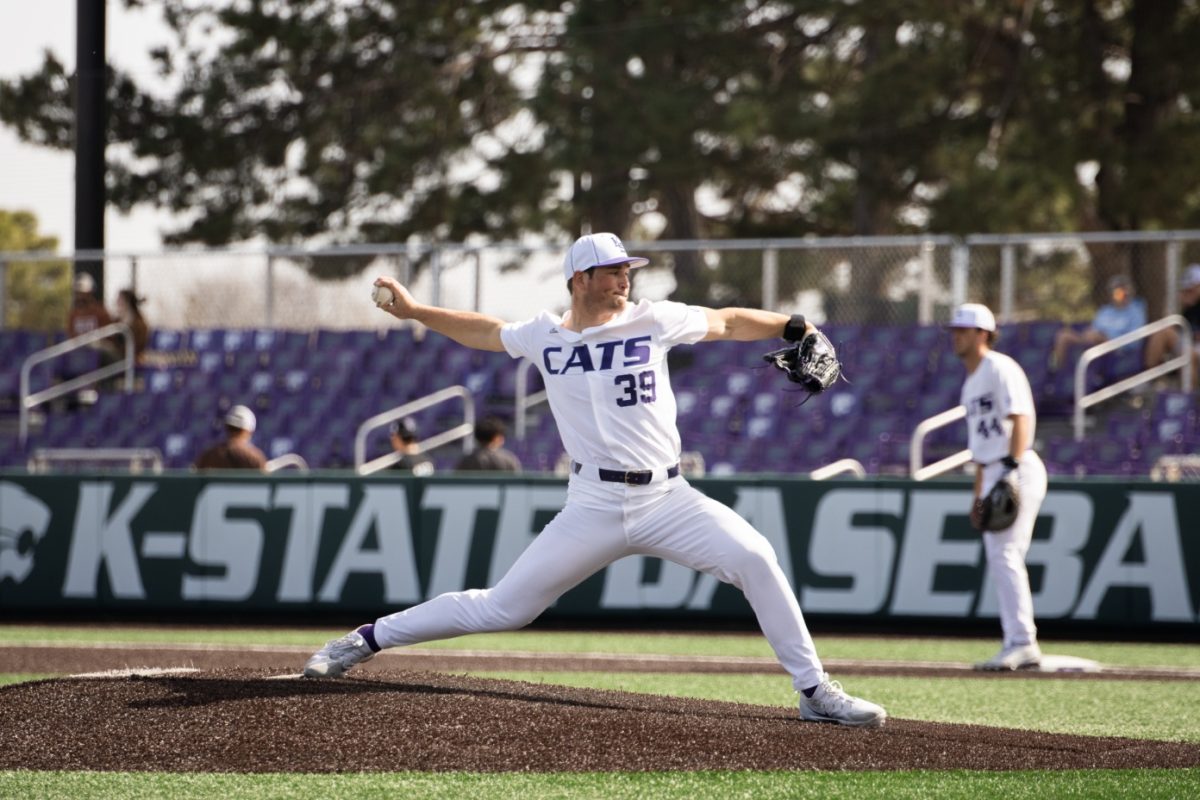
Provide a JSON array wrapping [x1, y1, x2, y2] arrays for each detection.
[[193, 404, 268, 471], [304, 232, 886, 727], [948, 304, 1048, 670]]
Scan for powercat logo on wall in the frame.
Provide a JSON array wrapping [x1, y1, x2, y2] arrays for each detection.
[[0, 483, 51, 585], [0, 477, 1196, 626]]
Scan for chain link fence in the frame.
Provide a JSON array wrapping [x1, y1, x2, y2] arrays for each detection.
[[3, 231, 1199, 331]]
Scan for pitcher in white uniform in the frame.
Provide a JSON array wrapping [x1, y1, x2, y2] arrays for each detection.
[[304, 233, 886, 727], [948, 303, 1048, 670]]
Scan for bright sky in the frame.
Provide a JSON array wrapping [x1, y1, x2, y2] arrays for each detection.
[[0, 1, 174, 252]]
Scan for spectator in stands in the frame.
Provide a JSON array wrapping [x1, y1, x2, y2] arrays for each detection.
[[67, 272, 113, 340], [388, 417, 435, 476], [95, 289, 151, 385], [1049, 274, 1146, 371], [1143, 263, 1200, 382], [62, 272, 115, 404], [455, 416, 521, 472], [112, 289, 150, 363], [193, 404, 268, 471]]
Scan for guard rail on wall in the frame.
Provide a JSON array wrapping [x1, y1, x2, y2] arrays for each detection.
[[809, 459, 867, 480], [910, 405, 972, 481], [265, 454, 310, 473], [1073, 315, 1193, 441], [354, 385, 476, 475], [19, 322, 134, 444], [513, 358, 549, 440], [27, 447, 164, 474]]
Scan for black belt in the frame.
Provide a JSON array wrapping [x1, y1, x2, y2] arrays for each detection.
[[572, 462, 680, 485]]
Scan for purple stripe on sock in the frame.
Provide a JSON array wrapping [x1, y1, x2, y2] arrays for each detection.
[[356, 623, 381, 653]]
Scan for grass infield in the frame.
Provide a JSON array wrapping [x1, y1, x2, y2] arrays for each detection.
[[1, 624, 1197, 667], [0, 769, 1197, 800]]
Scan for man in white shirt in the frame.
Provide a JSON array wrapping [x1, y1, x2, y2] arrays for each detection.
[[949, 303, 1048, 670], [303, 232, 886, 727]]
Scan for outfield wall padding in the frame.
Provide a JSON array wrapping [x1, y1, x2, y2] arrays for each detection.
[[1, 472, 1197, 631]]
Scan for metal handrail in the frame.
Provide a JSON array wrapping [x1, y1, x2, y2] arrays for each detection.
[[19, 322, 134, 444], [354, 385, 476, 475], [27, 447, 163, 474], [1073, 314, 1193, 441], [265, 454, 310, 473], [513, 358, 548, 440], [809, 459, 866, 480], [910, 405, 972, 481]]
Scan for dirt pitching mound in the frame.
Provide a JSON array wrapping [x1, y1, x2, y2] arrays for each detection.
[[2, 668, 1198, 773]]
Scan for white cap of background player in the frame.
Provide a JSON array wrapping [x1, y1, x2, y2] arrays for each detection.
[[224, 404, 257, 433], [947, 303, 996, 332], [562, 233, 649, 281]]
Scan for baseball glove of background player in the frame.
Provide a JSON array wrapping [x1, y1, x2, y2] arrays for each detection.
[[971, 473, 1020, 532], [763, 329, 843, 400]]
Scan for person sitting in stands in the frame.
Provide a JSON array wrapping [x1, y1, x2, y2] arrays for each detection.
[[388, 417, 435, 476], [66, 272, 112, 340], [1144, 264, 1200, 386], [455, 416, 522, 472], [1050, 274, 1146, 371]]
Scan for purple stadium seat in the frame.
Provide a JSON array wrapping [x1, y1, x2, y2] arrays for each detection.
[[189, 329, 223, 352], [1154, 392, 1196, 422], [27, 320, 1162, 473], [1043, 436, 1088, 475], [149, 329, 186, 351], [221, 329, 256, 353], [1085, 439, 1138, 474], [1105, 411, 1148, 445]]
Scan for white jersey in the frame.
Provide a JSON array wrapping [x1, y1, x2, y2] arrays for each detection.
[[961, 350, 1036, 464], [500, 298, 708, 470]]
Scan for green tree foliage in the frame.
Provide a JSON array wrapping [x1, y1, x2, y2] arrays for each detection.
[[1, 1, 1198, 302], [0, 210, 69, 331]]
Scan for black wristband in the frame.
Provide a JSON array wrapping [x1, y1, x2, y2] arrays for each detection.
[[1001, 455, 1019, 470], [782, 314, 808, 342]]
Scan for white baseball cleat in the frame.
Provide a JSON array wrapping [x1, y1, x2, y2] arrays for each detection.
[[303, 630, 376, 678], [976, 642, 1042, 671], [799, 674, 887, 727]]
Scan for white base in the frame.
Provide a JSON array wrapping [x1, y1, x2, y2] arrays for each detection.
[[1034, 654, 1103, 673]]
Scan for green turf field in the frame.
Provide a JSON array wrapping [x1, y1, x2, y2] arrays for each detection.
[[1, 625, 1197, 799]]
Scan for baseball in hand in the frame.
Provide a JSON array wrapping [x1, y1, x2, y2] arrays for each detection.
[[371, 284, 395, 307]]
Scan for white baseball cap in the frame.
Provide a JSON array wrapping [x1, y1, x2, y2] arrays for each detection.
[[224, 404, 257, 433], [947, 303, 996, 332], [1182, 263, 1200, 290], [562, 233, 649, 281], [74, 272, 95, 294]]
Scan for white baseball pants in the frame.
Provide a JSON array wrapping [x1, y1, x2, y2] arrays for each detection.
[[980, 451, 1048, 648], [373, 473, 826, 691]]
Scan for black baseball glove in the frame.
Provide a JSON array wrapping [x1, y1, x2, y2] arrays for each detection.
[[970, 472, 1021, 532], [763, 329, 843, 399]]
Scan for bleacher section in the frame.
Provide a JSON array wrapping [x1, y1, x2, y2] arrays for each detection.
[[1, 321, 1196, 475]]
